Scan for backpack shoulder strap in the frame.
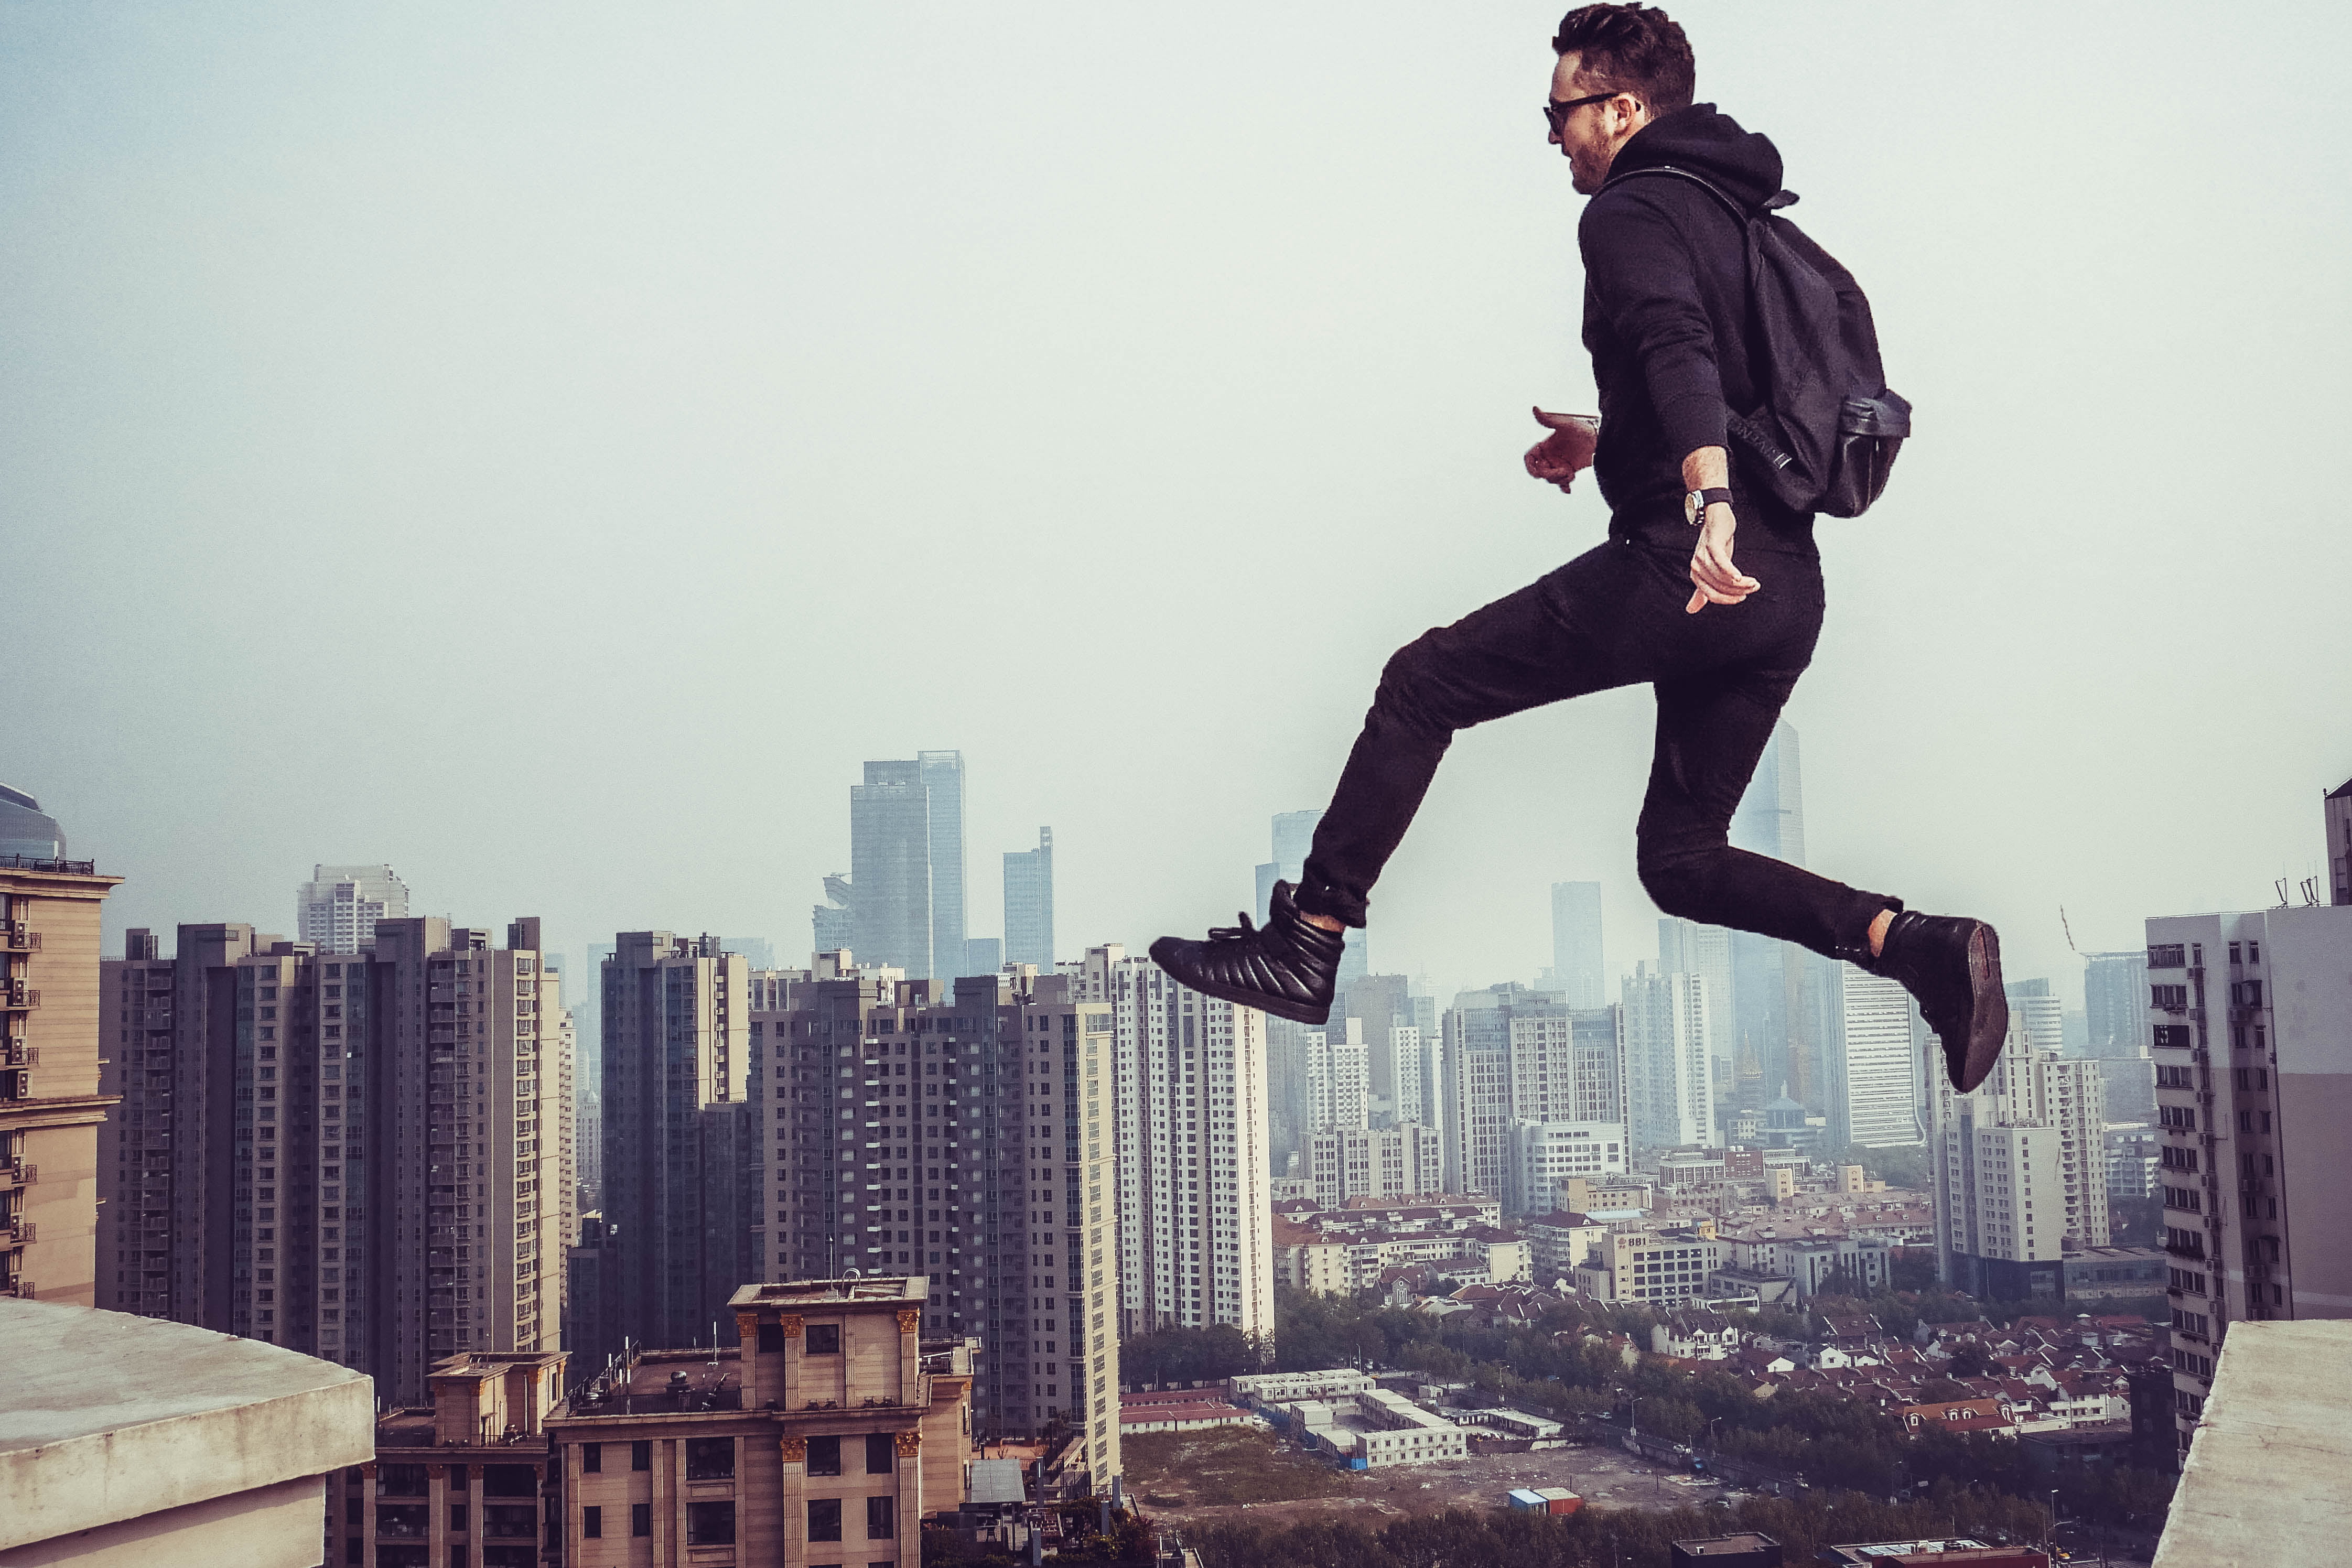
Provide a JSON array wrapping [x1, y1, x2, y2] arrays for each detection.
[[1600, 164, 1753, 224]]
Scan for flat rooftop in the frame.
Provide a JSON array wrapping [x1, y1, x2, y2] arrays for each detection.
[[2154, 1318, 2352, 1567], [0, 1301, 373, 1551], [731, 1276, 928, 1308]]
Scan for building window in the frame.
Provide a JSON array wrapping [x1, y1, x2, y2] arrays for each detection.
[[867, 1495, 897, 1539], [866, 1433, 897, 1474], [807, 1435, 843, 1476], [806, 1323, 841, 1355], [685, 1437, 735, 1480], [808, 1498, 844, 1541], [449, 1504, 468, 1533], [581, 1443, 601, 1473], [631, 1440, 651, 1472], [687, 1501, 736, 1546], [630, 1503, 651, 1538], [582, 1507, 602, 1539]]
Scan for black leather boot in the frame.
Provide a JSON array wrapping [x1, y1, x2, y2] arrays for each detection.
[[1147, 881, 1344, 1025], [1870, 910, 2009, 1093]]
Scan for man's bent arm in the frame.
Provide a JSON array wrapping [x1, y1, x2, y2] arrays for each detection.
[[1681, 445, 1730, 494]]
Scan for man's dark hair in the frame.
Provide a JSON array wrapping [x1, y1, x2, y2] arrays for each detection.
[[1552, 4, 1696, 115]]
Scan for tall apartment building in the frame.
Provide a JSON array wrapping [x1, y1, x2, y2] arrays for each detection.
[[1824, 963, 1924, 1150], [1004, 828, 1054, 970], [2147, 904, 2352, 1458], [1440, 987, 1622, 1207], [1306, 1123, 1443, 1209], [1254, 809, 1366, 982], [2081, 948, 2157, 1123], [1299, 1018, 1369, 1133], [757, 968, 1119, 1484], [1071, 946, 1274, 1348], [2, 843, 121, 1306], [1622, 969, 1714, 1153], [601, 932, 753, 1362], [295, 863, 409, 954], [1930, 1025, 2109, 1301], [98, 916, 569, 1404], [1550, 882, 1605, 1010]]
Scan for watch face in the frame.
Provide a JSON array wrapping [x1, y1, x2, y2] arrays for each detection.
[[1684, 489, 1704, 526]]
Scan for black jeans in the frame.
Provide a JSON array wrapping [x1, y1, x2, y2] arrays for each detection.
[[1296, 537, 1893, 965]]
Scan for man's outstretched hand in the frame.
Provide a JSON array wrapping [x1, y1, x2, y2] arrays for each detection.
[[1685, 503, 1760, 613], [1525, 406, 1599, 492]]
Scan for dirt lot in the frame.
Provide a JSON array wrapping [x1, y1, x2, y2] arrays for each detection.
[[1123, 1426, 1746, 1530]]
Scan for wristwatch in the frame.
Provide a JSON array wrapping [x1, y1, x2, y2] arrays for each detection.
[[1684, 486, 1734, 525]]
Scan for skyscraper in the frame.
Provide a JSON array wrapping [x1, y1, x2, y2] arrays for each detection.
[[813, 873, 854, 959], [918, 750, 968, 981], [2146, 904, 2352, 1459], [0, 783, 68, 860], [1004, 828, 1054, 970], [97, 915, 570, 1402], [1550, 882, 1605, 1009], [1254, 809, 1366, 982], [1299, 1018, 1370, 1133], [2006, 977, 2065, 1055], [756, 966, 1120, 1486], [852, 762, 933, 978], [1658, 915, 1735, 1107], [1728, 720, 1811, 1107], [295, 864, 410, 954], [600, 932, 753, 1357], [845, 755, 969, 980], [1622, 969, 1714, 1152], [1822, 962, 1923, 1149], [3, 841, 120, 1307]]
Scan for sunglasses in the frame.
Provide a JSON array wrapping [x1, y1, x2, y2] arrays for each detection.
[[1544, 89, 1637, 133]]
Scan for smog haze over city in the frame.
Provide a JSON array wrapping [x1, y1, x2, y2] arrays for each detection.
[[9, 1, 2350, 1004]]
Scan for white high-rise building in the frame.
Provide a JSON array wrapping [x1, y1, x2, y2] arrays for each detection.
[[1930, 1026, 2109, 1301], [295, 864, 409, 954], [1070, 947, 1274, 1343], [1505, 1120, 1627, 1215], [1300, 1019, 1370, 1133], [1622, 969, 1715, 1152], [2008, 979, 2066, 1056], [1658, 916, 1735, 1105], [1826, 963, 1924, 1149]]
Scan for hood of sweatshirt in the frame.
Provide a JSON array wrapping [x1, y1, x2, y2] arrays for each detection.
[[1605, 102, 1784, 209]]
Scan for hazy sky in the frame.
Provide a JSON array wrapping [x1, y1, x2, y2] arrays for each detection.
[[9, 2, 2350, 1011]]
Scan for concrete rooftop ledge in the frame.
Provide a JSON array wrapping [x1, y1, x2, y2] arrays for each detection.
[[0, 1300, 374, 1561], [2152, 1318, 2352, 1568]]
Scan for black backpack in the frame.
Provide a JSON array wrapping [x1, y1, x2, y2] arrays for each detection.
[[1606, 165, 1910, 518]]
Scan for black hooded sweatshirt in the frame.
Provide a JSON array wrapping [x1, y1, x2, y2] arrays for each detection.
[[1580, 103, 1816, 557]]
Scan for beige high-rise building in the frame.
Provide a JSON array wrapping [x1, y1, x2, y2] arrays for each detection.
[[544, 1279, 975, 1568], [96, 916, 570, 1403], [1, 847, 122, 1306]]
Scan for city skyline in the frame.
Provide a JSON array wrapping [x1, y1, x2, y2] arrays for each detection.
[[15, 6, 2348, 1019]]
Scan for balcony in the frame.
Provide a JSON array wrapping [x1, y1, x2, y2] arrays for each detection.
[[0, 854, 95, 875], [0, 1045, 33, 1067], [0, 924, 38, 953], [1, 986, 37, 1012]]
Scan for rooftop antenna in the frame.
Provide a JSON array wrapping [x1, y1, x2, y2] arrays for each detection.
[[2303, 876, 2322, 907], [2276, 879, 2292, 908]]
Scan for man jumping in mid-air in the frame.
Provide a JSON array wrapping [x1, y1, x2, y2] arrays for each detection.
[[1151, 3, 2009, 1093]]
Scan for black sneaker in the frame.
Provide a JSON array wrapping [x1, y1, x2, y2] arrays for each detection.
[[1873, 911, 2008, 1092], [1147, 880, 1344, 1025]]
